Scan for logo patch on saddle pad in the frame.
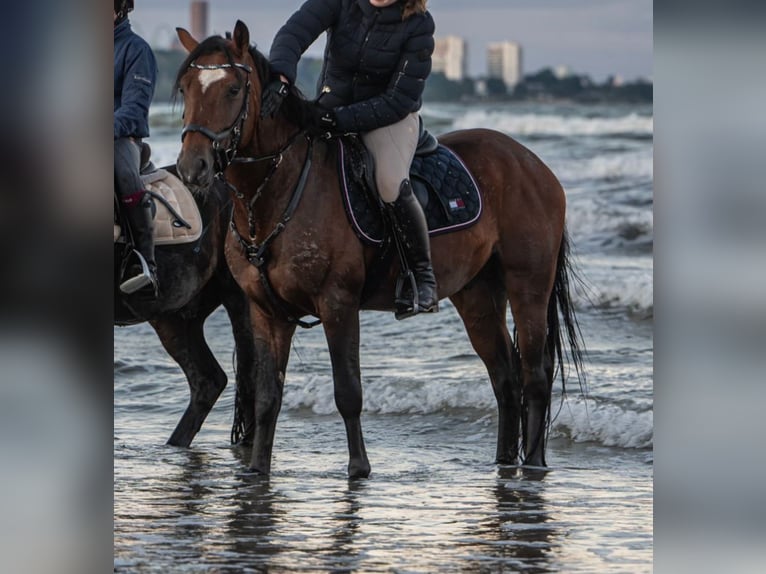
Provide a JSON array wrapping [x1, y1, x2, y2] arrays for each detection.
[[338, 138, 482, 245], [114, 169, 203, 246]]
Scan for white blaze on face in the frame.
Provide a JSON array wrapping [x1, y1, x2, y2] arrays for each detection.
[[197, 69, 228, 93]]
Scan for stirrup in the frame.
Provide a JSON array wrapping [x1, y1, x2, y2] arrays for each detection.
[[395, 297, 439, 320], [394, 271, 439, 320], [119, 250, 157, 295]]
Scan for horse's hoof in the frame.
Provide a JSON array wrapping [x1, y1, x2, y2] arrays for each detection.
[[496, 454, 519, 466], [165, 437, 192, 448], [246, 465, 270, 476], [521, 456, 547, 469], [348, 461, 371, 480]]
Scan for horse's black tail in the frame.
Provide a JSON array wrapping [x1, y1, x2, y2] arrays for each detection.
[[548, 226, 587, 401]]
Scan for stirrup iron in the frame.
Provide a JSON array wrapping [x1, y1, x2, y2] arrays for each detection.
[[119, 249, 155, 294], [394, 269, 419, 320]]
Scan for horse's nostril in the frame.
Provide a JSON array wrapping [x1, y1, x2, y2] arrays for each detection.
[[198, 157, 208, 177]]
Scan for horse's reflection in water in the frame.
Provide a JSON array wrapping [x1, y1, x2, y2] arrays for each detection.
[[156, 450, 217, 566], [459, 467, 560, 573], [326, 480, 367, 571], [224, 447, 283, 565], [226, 449, 367, 570]]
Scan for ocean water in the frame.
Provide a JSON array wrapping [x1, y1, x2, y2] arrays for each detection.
[[115, 101, 653, 572]]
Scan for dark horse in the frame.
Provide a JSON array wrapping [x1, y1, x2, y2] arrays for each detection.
[[174, 21, 584, 478], [115, 163, 256, 448]]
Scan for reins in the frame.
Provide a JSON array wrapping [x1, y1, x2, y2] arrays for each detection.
[[181, 54, 322, 329]]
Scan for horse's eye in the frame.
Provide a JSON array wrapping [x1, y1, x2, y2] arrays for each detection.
[[178, 87, 185, 95], [228, 85, 241, 97]]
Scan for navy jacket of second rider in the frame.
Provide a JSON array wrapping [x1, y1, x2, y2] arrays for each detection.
[[114, 17, 157, 140], [269, 0, 435, 133]]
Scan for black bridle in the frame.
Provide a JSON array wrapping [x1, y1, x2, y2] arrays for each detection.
[[179, 56, 320, 328], [181, 61, 254, 174]]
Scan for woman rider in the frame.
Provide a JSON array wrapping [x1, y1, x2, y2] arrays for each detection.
[[261, 0, 438, 319]]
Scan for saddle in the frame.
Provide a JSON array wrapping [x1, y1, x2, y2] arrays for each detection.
[[338, 120, 482, 246], [114, 143, 203, 246]]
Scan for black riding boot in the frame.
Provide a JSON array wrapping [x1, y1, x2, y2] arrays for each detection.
[[387, 180, 439, 319], [120, 193, 158, 296]]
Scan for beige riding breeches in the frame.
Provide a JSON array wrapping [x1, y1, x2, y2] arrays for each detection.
[[361, 112, 419, 203]]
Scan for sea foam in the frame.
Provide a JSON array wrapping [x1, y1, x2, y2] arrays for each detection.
[[552, 398, 653, 449], [280, 372, 652, 450], [452, 110, 653, 138]]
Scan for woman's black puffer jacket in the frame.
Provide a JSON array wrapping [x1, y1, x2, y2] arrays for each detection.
[[269, 0, 435, 133]]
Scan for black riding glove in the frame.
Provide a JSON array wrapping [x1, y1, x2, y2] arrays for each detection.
[[305, 103, 339, 138], [260, 78, 290, 119]]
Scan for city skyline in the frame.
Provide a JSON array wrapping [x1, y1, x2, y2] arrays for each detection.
[[129, 0, 652, 82]]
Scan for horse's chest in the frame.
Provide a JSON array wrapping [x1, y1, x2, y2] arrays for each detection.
[[279, 236, 331, 286], [226, 232, 331, 304]]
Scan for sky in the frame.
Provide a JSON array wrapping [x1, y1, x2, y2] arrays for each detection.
[[129, 0, 652, 82]]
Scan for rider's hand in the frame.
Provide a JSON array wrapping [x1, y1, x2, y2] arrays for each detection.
[[304, 102, 339, 139], [260, 77, 290, 119]]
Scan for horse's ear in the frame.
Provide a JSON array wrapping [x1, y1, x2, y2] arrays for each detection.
[[232, 20, 250, 57], [176, 27, 199, 53]]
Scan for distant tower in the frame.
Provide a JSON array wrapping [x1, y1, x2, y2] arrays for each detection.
[[487, 42, 523, 91], [432, 36, 468, 81], [190, 1, 209, 41]]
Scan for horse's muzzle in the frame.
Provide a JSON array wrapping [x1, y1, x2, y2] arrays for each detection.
[[176, 150, 212, 189]]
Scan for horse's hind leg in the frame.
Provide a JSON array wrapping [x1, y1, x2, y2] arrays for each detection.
[[321, 307, 370, 479], [152, 308, 227, 448], [505, 271, 555, 467], [450, 263, 522, 464]]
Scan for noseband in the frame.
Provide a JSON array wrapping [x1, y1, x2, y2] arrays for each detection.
[[181, 61, 253, 173]]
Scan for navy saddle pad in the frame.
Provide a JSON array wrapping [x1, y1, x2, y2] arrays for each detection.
[[337, 137, 482, 246]]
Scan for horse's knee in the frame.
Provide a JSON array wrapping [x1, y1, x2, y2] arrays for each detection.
[[334, 383, 363, 419]]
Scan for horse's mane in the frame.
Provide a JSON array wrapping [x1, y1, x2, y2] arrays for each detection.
[[174, 35, 311, 126]]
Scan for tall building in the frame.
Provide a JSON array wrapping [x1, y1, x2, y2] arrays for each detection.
[[487, 42, 523, 90], [190, 1, 209, 41], [432, 36, 467, 81]]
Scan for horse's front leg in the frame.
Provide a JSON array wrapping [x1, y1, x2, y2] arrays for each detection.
[[321, 306, 370, 479], [247, 303, 296, 475]]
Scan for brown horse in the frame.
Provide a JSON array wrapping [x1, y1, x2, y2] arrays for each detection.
[[174, 21, 584, 478]]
